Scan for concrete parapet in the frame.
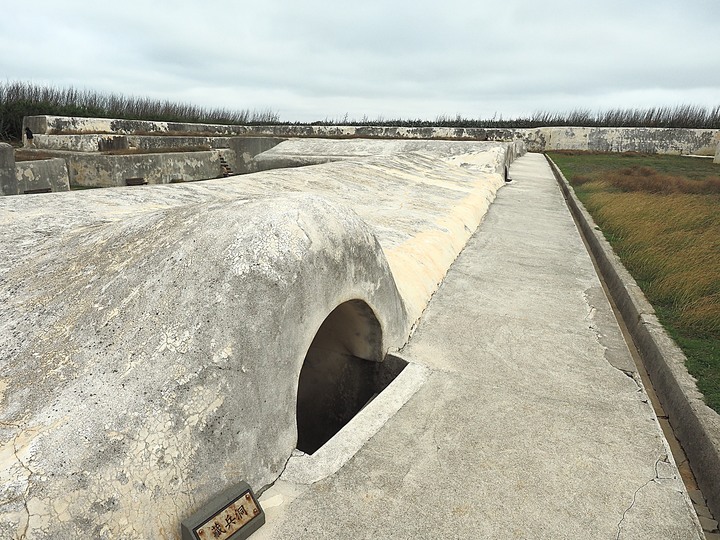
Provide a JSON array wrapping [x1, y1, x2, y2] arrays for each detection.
[[23, 114, 251, 137], [25, 115, 720, 156], [16, 158, 70, 193], [64, 148, 235, 187], [547, 155, 720, 523], [31, 134, 284, 174], [530, 126, 720, 155], [0, 143, 18, 196]]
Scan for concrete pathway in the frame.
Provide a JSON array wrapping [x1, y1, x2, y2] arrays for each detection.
[[256, 153, 703, 539]]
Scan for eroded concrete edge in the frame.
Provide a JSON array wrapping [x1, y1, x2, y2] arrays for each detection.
[[280, 357, 430, 485], [546, 155, 720, 521]]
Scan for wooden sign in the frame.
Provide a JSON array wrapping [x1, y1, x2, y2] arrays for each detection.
[[182, 482, 265, 540]]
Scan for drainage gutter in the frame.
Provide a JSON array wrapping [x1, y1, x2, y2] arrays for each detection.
[[546, 154, 720, 521]]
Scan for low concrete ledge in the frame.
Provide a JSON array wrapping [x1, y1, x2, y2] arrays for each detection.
[[16, 158, 70, 193], [31, 134, 284, 175], [63, 148, 235, 187], [546, 155, 720, 521], [23, 115, 251, 138]]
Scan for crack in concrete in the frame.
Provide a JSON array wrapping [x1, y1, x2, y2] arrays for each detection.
[[258, 452, 294, 497], [615, 456, 672, 540], [11, 432, 33, 540]]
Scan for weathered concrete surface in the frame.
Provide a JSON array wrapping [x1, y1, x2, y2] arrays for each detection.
[[0, 139, 518, 538], [254, 138, 522, 173], [255, 153, 703, 539], [29, 134, 284, 176], [229, 137, 286, 173], [27, 134, 129, 153], [15, 158, 70, 193], [715, 142, 720, 163], [548, 156, 720, 524], [0, 143, 18, 196], [536, 126, 720, 155], [23, 115, 249, 138], [0, 195, 408, 539], [25, 115, 720, 156], [59, 148, 235, 187]]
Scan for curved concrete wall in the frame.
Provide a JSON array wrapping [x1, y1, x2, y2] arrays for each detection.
[[0, 139, 521, 537], [0, 195, 407, 538]]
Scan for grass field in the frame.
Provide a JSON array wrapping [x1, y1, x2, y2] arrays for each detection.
[[548, 152, 720, 413]]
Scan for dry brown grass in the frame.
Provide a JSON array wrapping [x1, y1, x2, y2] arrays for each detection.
[[13, 149, 59, 161], [584, 192, 720, 336], [596, 166, 720, 195]]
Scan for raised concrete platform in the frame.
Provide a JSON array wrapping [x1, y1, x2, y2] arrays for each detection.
[[254, 153, 703, 539], [0, 139, 519, 538]]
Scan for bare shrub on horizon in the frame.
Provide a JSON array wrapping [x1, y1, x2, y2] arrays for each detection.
[[0, 81, 279, 141], [1, 80, 719, 141]]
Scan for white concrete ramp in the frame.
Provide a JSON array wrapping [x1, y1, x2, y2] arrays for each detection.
[[257, 154, 703, 539]]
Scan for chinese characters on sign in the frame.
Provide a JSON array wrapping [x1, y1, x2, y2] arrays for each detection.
[[195, 491, 261, 540]]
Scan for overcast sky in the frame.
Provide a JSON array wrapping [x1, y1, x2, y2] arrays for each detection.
[[2, 0, 718, 122]]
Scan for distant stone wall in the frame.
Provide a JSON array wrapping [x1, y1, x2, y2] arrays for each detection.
[[15, 158, 70, 193], [24, 115, 720, 156], [23, 115, 250, 138], [520, 126, 720, 155], [64, 149, 235, 187]]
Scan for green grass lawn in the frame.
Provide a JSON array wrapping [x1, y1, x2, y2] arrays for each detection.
[[548, 151, 720, 413]]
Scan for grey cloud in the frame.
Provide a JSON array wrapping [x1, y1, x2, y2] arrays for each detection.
[[1, 0, 718, 121]]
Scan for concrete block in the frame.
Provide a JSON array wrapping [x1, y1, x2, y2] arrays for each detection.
[[64, 148, 235, 187], [225, 137, 285, 173], [97, 135, 129, 152], [16, 158, 70, 193], [0, 143, 19, 196], [714, 141, 720, 163]]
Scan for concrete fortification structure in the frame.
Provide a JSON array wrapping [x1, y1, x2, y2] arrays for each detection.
[[1, 138, 524, 537], [1, 115, 717, 538]]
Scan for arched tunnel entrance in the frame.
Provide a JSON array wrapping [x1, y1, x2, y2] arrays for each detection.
[[296, 300, 407, 454]]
